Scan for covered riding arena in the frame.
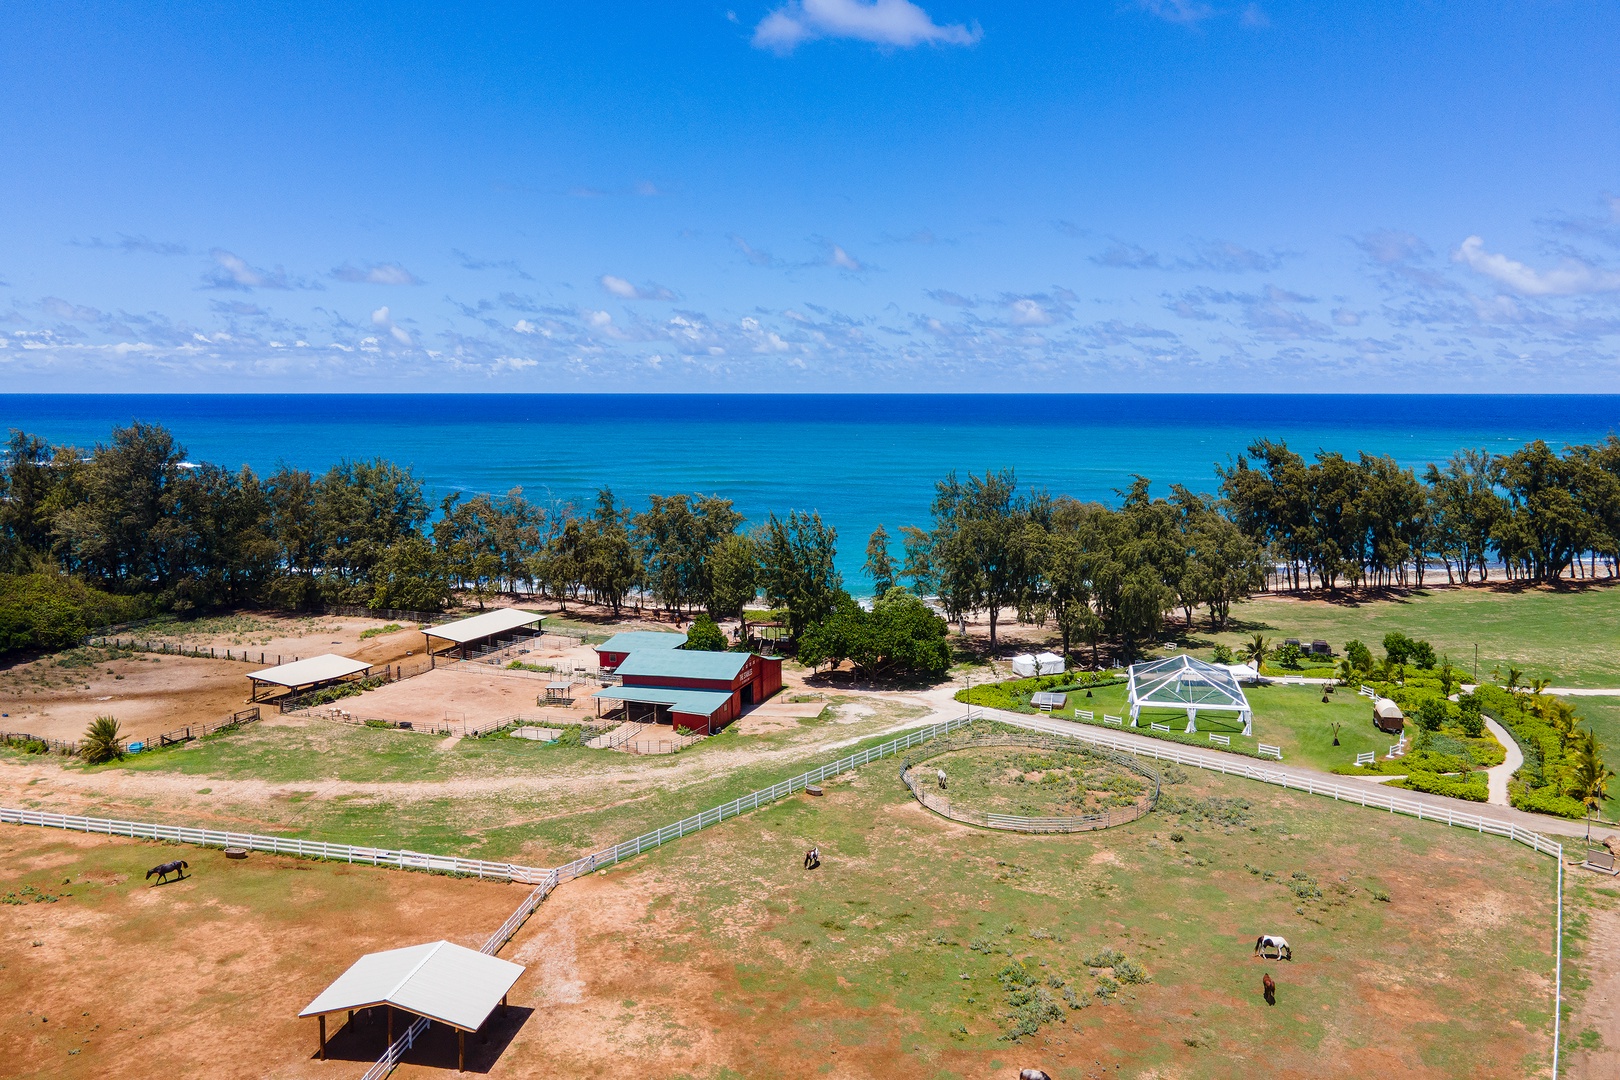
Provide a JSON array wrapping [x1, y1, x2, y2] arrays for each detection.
[[246, 653, 372, 705], [300, 940, 524, 1073], [422, 608, 547, 666]]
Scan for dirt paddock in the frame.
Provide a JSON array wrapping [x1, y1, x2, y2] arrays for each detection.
[[0, 828, 530, 1080]]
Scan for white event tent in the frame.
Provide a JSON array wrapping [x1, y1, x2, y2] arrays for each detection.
[[1126, 654, 1253, 735], [1010, 652, 1066, 677]]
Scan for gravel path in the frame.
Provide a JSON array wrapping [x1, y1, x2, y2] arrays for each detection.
[[1482, 715, 1523, 807]]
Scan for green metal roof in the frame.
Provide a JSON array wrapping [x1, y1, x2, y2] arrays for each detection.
[[594, 630, 688, 654], [615, 649, 751, 682], [592, 685, 735, 717]]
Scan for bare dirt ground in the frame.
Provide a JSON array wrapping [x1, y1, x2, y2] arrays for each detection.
[[0, 828, 529, 1080], [1566, 875, 1620, 1079], [132, 611, 428, 669], [0, 653, 250, 744], [337, 665, 594, 729]]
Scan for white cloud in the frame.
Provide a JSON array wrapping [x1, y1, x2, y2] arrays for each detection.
[[513, 319, 538, 334], [828, 245, 864, 271], [586, 310, 613, 328], [753, 0, 982, 54], [1453, 235, 1620, 296], [1134, 0, 1215, 25], [600, 274, 676, 301], [332, 262, 422, 286], [1332, 308, 1363, 326], [370, 306, 413, 345], [1008, 298, 1054, 326], [205, 249, 294, 291]]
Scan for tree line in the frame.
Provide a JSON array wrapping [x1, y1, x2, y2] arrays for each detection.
[[3, 422, 1618, 665]]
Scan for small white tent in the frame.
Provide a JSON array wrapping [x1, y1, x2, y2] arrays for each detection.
[[1011, 652, 1064, 678]]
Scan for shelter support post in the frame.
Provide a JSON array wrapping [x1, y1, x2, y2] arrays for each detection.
[[1241, 709, 1253, 737], [458, 1030, 465, 1072], [387, 1005, 393, 1045], [318, 1014, 326, 1060], [1185, 706, 1198, 734]]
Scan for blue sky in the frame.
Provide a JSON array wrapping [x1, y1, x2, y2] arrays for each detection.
[[1, 1, 1617, 392]]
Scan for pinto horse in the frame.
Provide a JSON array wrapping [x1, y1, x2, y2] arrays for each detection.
[[145, 860, 188, 884], [1019, 1070, 1053, 1080], [802, 847, 820, 870], [1254, 934, 1291, 960], [1262, 972, 1276, 1006]]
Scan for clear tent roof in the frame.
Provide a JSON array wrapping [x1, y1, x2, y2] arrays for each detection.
[[1127, 654, 1251, 711]]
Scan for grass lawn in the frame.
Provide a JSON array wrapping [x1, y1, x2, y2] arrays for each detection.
[[3, 701, 934, 867], [511, 758, 1560, 1078], [1197, 582, 1620, 688], [1052, 681, 1399, 772]]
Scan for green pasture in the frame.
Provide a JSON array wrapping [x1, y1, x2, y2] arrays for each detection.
[[1006, 680, 1401, 773], [1200, 583, 1620, 688], [592, 759, 1558, 1077]]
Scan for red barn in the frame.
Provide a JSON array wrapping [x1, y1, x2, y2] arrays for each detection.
[[592, 630, 687, 673], [593, 650, 783, 735]]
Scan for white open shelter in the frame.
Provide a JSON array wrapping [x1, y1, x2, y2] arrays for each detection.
[[247, 653, 371, 701], [1127, 654, 1253, 735], [300, 940, 524, 1070], [1011, 652, 1065, 678], [422, 607, 546, 664]]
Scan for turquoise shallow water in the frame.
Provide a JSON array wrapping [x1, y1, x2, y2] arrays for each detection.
[[3, 394, 1617, 588]]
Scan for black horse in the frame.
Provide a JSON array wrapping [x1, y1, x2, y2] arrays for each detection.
[[146, 860, 188, 884]]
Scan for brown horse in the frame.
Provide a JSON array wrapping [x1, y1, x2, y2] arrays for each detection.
[[1262, 972, 1276, 1006]]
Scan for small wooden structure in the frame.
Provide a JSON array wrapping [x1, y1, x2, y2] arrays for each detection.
[[1372, 697, 1405, 735]]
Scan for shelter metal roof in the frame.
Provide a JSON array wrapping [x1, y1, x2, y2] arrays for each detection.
[[248, 653, 371, 689], [422, 607, 545, 645], [593, 684, 735, 717], [615, 649, 750, 682], [299, 940, 524, 1032], [594, 630, 688, 654], [1127, 654, 1251, 711]]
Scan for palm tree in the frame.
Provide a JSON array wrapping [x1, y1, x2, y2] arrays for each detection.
[[81, 715, 124, 765], [1336, 658, 1357, 686], [1530, 676, 1551, 696], [1572, 730, 1615, 844], [1504, 667, 1525, 695], [1244, 633, 1271, 674]]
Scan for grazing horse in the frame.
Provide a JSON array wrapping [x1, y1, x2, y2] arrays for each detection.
[[145, 860, 188, 884], [1019, 1070, 1053, 1080], [1254, 934, 1291, 960], [1262, 972, 1276, 1005], [803, 846, 820, 870], [936, 768, 947, 790]]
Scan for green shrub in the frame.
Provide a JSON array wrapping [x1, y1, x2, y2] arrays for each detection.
[[1345, 639, 1373, 672], [1510, 784, 1586, 819], [683, 615, 728, 652], [1395, 770, 1487, 802], [1211, 644, 1234, 664], [0, 573, 143, 655]]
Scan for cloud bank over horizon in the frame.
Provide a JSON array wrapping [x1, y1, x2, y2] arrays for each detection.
[[1, 2, 1617, 392]]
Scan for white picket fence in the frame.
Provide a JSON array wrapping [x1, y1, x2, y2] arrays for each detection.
[[1104, 714, 1123, 725], [0, 807, 555, 885], [1076, 709, 1094, 720], [1150, 722, 1171, 733], [1207, 734, 1231, 747], [1359, 685, 1378, 700], [1355, 751, 1376, 766], [1258, 743, 1282, 760]]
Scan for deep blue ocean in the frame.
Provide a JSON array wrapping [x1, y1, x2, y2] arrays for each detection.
[[4, 395, 1618, 588]]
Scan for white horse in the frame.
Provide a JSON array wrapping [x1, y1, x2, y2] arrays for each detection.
[[1254, 934, 1291, 960], [936, 768, 947, 790]]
